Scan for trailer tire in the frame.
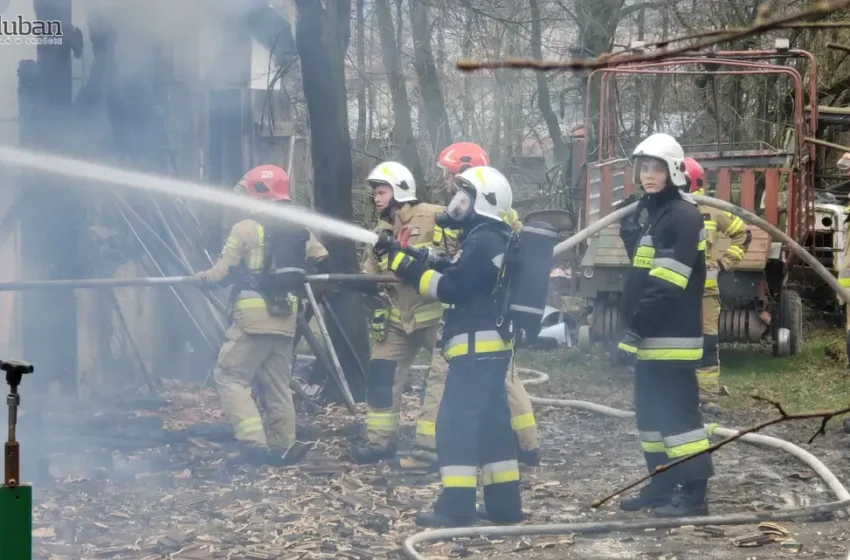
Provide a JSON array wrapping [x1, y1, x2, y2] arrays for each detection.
[[780, 289, 803, 356]]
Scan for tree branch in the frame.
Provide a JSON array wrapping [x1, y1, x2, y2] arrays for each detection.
[[591, 396, 850, 509], [457, 0, 850, 73]]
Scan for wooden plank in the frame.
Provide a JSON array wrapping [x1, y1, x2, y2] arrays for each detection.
[[764, 169, 780, 226], [716, 168, 731, 201], [740, 170, 756, 211], [600, 165, 613, 217]]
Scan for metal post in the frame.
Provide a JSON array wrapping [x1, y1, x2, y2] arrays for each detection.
[[0, 359, 34, 560]]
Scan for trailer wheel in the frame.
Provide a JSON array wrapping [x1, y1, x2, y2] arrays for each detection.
[[577, 325, 592, 350], [774, 327, 791, 357], [780, 289, 803, 355]]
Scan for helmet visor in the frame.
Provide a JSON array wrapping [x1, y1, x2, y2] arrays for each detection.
[[445, 188, 474, 222]]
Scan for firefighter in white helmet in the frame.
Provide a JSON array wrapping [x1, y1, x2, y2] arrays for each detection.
[[407, 142, 540, 471], [615, 133, 714, 517], [378, 165, 522, 527], [349, 161, 452, 464]]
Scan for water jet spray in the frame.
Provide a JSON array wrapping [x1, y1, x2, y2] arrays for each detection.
[[0, 146, 379, 246]]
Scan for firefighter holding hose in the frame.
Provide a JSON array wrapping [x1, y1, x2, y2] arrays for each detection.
[[408, 142, 540, 470], [377, 165, 524, 527], [195, 165, 330, 461], [615, 133, 714, 517], [349, 161, 450, 464], [683, 157, 751, 410]]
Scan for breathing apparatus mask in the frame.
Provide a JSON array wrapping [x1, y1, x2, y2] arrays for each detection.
[[436, 180, 476, 230]]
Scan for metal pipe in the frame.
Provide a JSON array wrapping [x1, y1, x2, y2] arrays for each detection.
[[303, 283, 357, 413]]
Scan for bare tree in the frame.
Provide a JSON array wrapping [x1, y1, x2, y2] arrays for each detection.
[[295, 0, 369, 401], [409, 0, 453, 156]]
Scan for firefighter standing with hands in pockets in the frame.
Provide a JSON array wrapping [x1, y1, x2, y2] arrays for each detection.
[[615, 133, 714, 517]]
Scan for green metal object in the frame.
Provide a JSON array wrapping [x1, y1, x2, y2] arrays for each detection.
[[0, 360, 34, 560], [0, 483, 32, 560]]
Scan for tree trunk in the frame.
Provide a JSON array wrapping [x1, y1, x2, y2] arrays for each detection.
[[409, 0, 453, 157], [295, 0, 368, 402], [529, 0, 567, 198], [355, 0, 367, 150], [374, 0, 427, 197]]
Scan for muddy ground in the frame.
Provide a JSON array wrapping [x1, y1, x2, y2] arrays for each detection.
[[23, 355, 850, 560]]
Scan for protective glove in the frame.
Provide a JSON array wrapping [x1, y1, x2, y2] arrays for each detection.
[[371, 308, 388, 342], [617, 193, 644, 234], [374, 229, 399, 259], [193, 271, 217, 291], [387, 247, 417, 279], [614, 330, 641, 366]]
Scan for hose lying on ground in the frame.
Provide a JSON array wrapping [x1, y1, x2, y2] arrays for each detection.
[[397, 195, 850, 559]]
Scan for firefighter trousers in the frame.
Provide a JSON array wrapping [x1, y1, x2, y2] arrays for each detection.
[[213, 324, 296, 450], [365, 323, 438, 449], [696, 294, 721, 400], [634, 361, 714, 485], [434, 351, 522, 522], [416, 349, 539, 454]]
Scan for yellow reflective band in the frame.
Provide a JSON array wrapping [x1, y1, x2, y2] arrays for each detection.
[[481, 460, 520, 486], [224, 235, 240, 252], [637, 348, 703, 360], [432, 226, 444, 244], [389, 307, 402, 323], [444, 332, 513, 359], [444, 228, 459, 239], [649, 267, 688, 288], [511, 413, 536, 431], [390, 252, 406, 270], [441, 465, 478, 488], [416, 420, 436, 436], [641, 441, 666, 453], [233, 297, 266, 310], [635, 245, 655, 258], [234, 417, 264, 438], [366, 412, 398, 430], [247, 225, 265, 270], [704, 220, 717, 231], [419, 269, 438, 297], [633, 256, 653, 268], [414, 303, 444, 323], [726, 217, 745, 235], [443, 475, 478, 488], [666, 438, 711, 458], [727, 245, 745, 259], [705, 278, 718, 288], [379, 255, 389, 271], [840, 278, 850, 288], [618, 342, 637, 354], [698, 239, 707, 251]]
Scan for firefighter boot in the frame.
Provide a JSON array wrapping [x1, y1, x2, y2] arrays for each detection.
[[476, 504, 527, 523], [655, 479, 709, 518], [619, 478, 677, 511], [518, 448, 540, 467], [415, 511, 476, 528], [398, 449, 439, 471], [348, 442, 397, 464]]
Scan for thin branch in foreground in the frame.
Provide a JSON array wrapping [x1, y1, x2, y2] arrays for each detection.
[[456, 0, 850, 73], [591, 396, 850, 509]]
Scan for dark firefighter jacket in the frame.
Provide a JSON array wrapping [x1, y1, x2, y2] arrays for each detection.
[[389, 219, 514, 360], [620, 186, 706, 366]]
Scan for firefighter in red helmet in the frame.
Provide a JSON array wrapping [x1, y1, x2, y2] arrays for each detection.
[[683, 158, 750, 410], [195, 165, 330, 462]]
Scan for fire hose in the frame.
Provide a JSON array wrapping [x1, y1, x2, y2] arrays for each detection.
[[397, 195, 850, 560]]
